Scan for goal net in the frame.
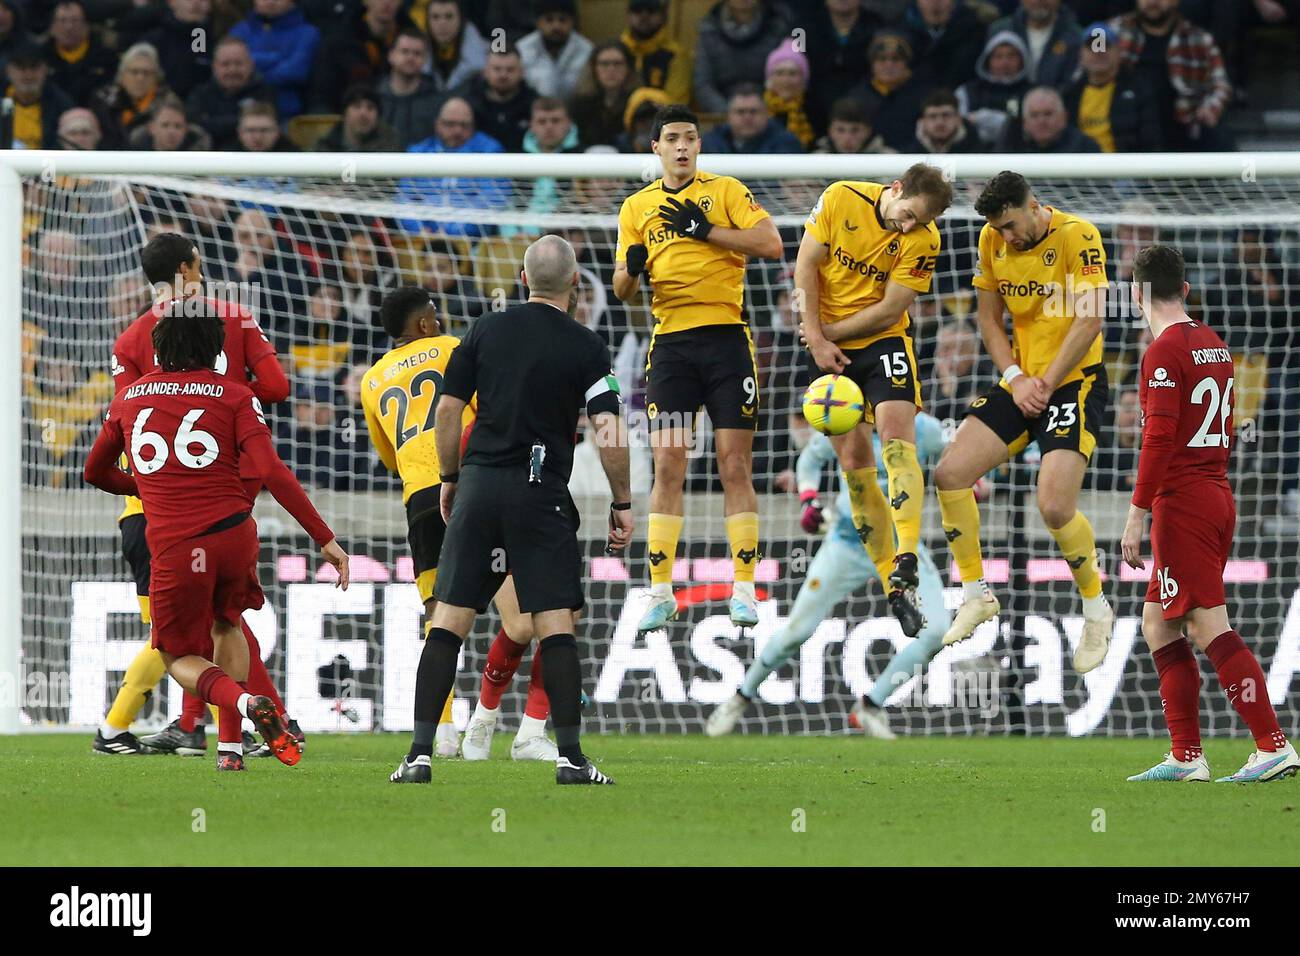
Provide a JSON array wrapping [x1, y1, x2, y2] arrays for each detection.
[[10, 153, 1300, 739]]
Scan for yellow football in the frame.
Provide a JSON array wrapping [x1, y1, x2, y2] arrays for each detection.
[[801, 373, 865, 436]]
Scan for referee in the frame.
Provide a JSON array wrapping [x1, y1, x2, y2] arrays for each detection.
[[390, 235, 632, 786]]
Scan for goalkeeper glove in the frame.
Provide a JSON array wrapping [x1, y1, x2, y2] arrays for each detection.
[[625, 243, 649, 278], [798, 489, 826, 535], [658, 197, 713, 241]]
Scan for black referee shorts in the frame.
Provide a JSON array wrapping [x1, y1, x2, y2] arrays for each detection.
[[405, 485, 446, 604], [435, 464, 585, 615]]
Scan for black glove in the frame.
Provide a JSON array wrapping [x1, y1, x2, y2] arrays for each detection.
[[625, 243, 649, 278], [658, 197, 713, 241]]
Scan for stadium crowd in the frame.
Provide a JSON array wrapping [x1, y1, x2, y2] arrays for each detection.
[[12, 0, 1300, 519]]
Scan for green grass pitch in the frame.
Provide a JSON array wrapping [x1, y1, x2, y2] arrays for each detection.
[[4, 734, 1297, 866]]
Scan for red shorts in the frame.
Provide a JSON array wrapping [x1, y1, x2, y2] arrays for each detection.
[[1145, 483, 1235, 620], [150, 517, 264, 657]]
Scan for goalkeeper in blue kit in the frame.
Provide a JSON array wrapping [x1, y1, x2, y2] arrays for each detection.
[[707, 413, 953, 738]]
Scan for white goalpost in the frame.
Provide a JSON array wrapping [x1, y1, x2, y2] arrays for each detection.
[[3, 148, 1300, 739]]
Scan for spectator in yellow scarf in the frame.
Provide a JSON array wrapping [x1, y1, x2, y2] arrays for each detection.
[[763, 37, 812, 149]]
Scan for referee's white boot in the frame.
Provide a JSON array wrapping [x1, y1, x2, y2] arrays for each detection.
[[460, 703, 498, 761], [1074, 593, 1113, 674], [637, 585, 679, 633]]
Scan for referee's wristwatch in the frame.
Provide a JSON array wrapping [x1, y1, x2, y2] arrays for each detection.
[[610, 501, 632, 512], [440, 471, 459, 483]]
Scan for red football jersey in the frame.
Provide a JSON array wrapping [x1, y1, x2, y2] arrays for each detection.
[[102, 368, 274, 559], [1134, 320, 1234, 507], [112, 296, 277, 393]]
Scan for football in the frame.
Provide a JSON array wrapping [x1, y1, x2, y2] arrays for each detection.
[[801, 373, 865, 435]]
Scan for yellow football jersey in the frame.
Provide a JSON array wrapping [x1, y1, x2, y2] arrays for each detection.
[[804, 180, 941, 350], [360, 335, 464, 504], [615, 172, 770, 335], [972, 207, 1108, 384]]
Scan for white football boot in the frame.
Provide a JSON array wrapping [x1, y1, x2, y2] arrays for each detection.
[[1215, 743, 1300, 783], [942, 592, 1000, 647], [849, 699, 897, 740], [705, 692, 749, 737], [1074, 595, 1113, 674], [1127, 752, 1211, 782], [459, 704, 498, 761], [434, 721, 460, 758], [510, 734, 559, 761]]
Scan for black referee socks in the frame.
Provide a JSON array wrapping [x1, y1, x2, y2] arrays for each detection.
[[410, 627, 463, 759], [539, 634, 584, 764]]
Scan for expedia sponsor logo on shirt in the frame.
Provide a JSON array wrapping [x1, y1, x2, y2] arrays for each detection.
[[1148, 366, 1176, 388], [997, 278, 1056, 298], [832, 246, 888, 280]]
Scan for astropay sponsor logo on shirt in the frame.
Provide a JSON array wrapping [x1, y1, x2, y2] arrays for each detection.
[[49, 886, 151, 936]]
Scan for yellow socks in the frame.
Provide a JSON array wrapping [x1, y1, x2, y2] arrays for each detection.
[[843, 466, 896, 584], [647, 513, 684, 587], [725, 511, 760, 583], [937, 487, 985, 587], [882, 438, 923, 555], [105, 642, 166, 730], [1049, 511, 1102, 600]]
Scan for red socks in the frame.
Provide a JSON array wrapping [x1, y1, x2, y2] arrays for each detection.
[[1205, 630, 1287, 752], [481, 629, 527, 708], [196, 666, 245, 747], [480, 629, 551, 718], [525, 650, 550, 720], [178, 622, 287, 732], [1153, 639, 1202, 761], [179, 691, 206, 733], [241, 620, 287, 718]]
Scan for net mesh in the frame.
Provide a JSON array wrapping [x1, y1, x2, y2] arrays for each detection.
[[17, 165, 1300, 738]]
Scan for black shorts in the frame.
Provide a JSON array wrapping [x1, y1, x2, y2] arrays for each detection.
[[645, 324, 758, 431], [406, 485, 446, 603], [965, 363, 1109, 458], [435, 464, 584, 615], [119, 513, 151, 596], [811, 334, 921, 424]]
